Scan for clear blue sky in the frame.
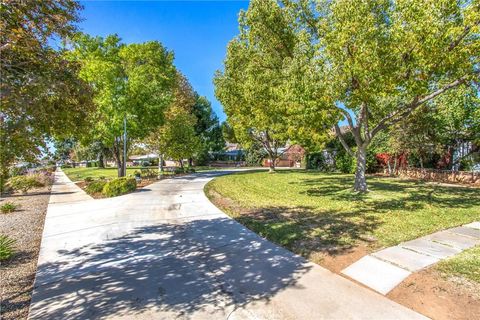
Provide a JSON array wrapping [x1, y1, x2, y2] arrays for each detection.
[[78, 0, 250, 122]]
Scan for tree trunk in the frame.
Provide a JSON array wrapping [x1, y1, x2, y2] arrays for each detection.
[[113, 138, 124, 177], [188, 157, 193, 168], [179, 159, 184, 170], [268, 153, 276, 173], [158, 154, 164, 172], [354, 146, 368, 192], [98, 153, 105, 168]]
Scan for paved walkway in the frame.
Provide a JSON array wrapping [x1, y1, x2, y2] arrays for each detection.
[[342, 222, 480, 294], [29, 169, 427, 319]]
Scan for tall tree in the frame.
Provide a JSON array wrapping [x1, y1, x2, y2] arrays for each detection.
[[215, 0, 333, 172], [0, 0, 93, 188], [285, 0, 480, 191], [145, 72, 201, 170], [68, 34, 177, 176], [192, 94, 225, 164], [214, 0, 299, 172]]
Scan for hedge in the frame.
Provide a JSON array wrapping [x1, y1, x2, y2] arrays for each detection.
[[102, 177, 136, 197]]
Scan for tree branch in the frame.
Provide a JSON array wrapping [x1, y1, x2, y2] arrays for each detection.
[[449, 20, 479, 51], [334, 124, 355, 157], [371, 73, 475, 138]]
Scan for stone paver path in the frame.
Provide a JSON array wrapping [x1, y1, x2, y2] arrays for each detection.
[[342, 223, 480, 294], [28, 169, 427, 320]]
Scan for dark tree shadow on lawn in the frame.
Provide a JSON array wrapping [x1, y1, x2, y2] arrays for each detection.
[[236, 206, 381, 257], [298, 174, 480, 211], [29, 217, 312, 319]]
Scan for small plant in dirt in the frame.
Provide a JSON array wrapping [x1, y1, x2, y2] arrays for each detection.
[[6, 175, 45, 193], [0, 234, 15, 261], [84, 176, 94, 182], [85, 180, 107, 195], [102, 177, 136, 197], [1, 202, 18, 214]]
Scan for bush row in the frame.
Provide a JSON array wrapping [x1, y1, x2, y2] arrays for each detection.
[[6, 172, 53, 193], [84, 177, 136, 197]]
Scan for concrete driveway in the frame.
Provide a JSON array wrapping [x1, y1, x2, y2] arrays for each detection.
[[29, 170, 427, 319]]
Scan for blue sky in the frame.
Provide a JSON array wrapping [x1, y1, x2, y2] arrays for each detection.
[[78, 0, 250, 122]]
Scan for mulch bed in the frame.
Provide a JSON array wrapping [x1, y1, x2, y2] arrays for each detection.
[[388, 268, 480, 320], [0, 186, 51, 320]]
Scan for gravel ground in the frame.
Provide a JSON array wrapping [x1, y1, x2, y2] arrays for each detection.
[[0, 186, 51, 320]]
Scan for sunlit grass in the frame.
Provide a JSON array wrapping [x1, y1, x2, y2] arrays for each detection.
[[205, 170, 480, 253], [63, 167, 149, 181], [437, 245, 480, 283]]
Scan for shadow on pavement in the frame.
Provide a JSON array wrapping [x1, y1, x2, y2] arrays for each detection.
[[29, 217, 311, 319]]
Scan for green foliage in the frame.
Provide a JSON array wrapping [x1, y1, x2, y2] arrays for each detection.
[[280, 0, 480, 191], [102, 177, 136, 197], [214, 0, 333, 163], [85, 180, 107, 194], [244, 142, 266, 166], [0, 1, 94, 190], [68, 33, 177, 176], [144, 72, 201, 163], [84, 176, 94, 182], [192, 94, 225, 159], [7, 175, 45, 193], [1, 202, 18, 214], [335, 151, 356, 174], [0, 235, 15, 261], [173, 167, 185, 174], [306, 152, 333, 171]]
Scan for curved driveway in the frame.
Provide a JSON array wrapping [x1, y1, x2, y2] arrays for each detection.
[[29, 170, 427, 319]]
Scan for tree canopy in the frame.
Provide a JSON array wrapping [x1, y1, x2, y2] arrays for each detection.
[[0, 0, 93, 188], [286, 0, 479, 190], [68, 33, 177, 176]]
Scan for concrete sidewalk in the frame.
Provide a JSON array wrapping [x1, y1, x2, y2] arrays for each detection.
[[29, 170, 427, 319], [343, 222, 480, 294]]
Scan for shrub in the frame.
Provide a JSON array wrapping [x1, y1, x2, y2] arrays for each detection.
[[98, 176, 106, 180], [1, 202, 17, 214], [186, 167, 196, 173], [174, 167, 185, 174], [84, 176, 94, 182], [102, 177, 136, 197], [335, 151, 356, 174], [0, 235, 15, 261], [85, 180, 107, 194], [6, 175, 45, 193], [8, 166, 26, 177], [61, 164, 72, 169], [34, 172, 54, 185]]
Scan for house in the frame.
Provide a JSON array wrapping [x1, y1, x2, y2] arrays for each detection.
[[263, 144, 306, 168], [129, 153, 158, 166]]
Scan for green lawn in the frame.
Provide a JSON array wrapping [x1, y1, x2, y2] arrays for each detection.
[[205, 170, 480, 257], [437, 245, 480, 283], [63, 167, 156, 181], [62, 165, 220, 182]]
